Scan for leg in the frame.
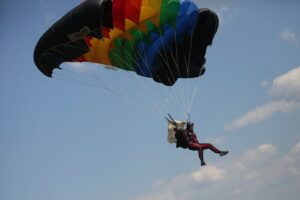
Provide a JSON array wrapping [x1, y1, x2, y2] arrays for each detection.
[[200, 143, 229, 157], [199, 143, 221, 154], [188, 143, 206, 166]]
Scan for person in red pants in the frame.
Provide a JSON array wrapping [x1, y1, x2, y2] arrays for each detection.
[[175, 122, 228, 166]]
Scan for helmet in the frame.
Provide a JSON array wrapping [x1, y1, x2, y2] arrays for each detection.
[[187, 122, 194, 129]]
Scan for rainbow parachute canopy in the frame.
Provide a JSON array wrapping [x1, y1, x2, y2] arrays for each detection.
[[34, 0, 219, 86]]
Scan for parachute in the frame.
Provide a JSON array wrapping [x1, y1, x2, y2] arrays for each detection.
[[34, 0, 219, 86]]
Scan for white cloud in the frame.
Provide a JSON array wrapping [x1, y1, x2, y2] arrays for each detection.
[[190, 166, 225, 183], [226, 66, 300, 131], [257, 144, 276, 154], [270, 66, 300, 100], [286, 142, 300, 166], [133, 142, 300, 200], [225, 100, 300, 131], [281, 29, 298, 44], [216, 6, 231, 24], [236, 144, 276, 168], [194, 0, 235, 24], [291, 142, 300, 154]]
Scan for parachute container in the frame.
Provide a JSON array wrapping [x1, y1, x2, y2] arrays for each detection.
[[167, 120, 186, 143]]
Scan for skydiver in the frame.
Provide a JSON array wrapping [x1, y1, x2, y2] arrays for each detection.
[[174, 122, 228, 166]]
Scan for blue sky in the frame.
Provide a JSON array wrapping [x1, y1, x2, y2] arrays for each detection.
[[1, 0, 300, 200]]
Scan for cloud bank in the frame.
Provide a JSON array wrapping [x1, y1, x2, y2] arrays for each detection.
[[133, 142, 300, 200], [226, 66, 300, 131]]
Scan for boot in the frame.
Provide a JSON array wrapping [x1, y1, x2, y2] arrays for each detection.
[[220, 151, 229, 157], [201, 160, 206, 166]]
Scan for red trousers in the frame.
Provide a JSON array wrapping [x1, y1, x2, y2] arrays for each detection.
[[188, 143, 221, 161]]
